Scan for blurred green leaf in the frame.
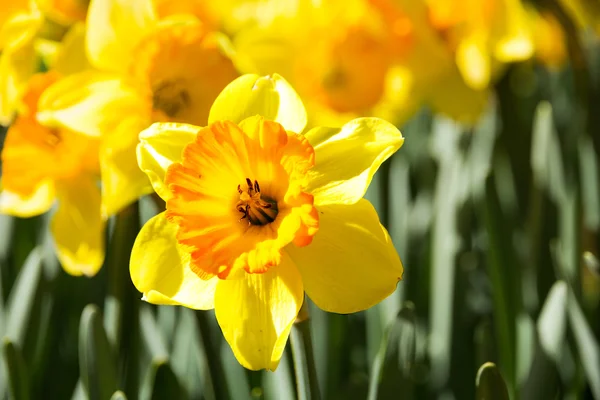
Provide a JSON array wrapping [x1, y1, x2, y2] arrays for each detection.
[[515, 314, 534, 387], [290, 310, 321, 400], [578, 135, 600, 230], [0, 214, 14, 263], [428, 117, 463, 389], [141, 360, 186, 400], [583, 251, 599, 277], [263, 350, 295, 400], [520, 282, 567, 398], [220, 340, 250, 400], [531, 102, 565, 204], [367, 303, 416, 400], [476, 362, 509, 400], [2, 338, 30, 400], [79, 304, 118, 400], [110, 391, 128, 400], [197, 310, 231, 400], [103, 203, 141, 398], [483, 173, 522, 392], [139, 305, 168, 361], [537, 281, 568, 363], [4, 248, 43, 347], [170, 308, 214, 399], [71, 380, 86, 400], [567, 288, 600, 398]]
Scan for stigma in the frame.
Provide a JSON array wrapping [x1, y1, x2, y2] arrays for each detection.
[[236, 178, 278, 226]]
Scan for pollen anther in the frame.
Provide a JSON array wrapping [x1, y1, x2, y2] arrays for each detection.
[[236, 178, 278, 226]]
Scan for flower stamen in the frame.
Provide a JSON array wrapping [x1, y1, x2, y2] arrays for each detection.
[[236, 178, 278, 226], [152, 79, 192, 118]]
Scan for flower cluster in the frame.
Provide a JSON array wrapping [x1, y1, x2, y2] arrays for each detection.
[[0, 0, 585, 370]]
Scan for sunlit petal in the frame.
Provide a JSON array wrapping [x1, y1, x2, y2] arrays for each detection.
[[286, 199, 402, 314]]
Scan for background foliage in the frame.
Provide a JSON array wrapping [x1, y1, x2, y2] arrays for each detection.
[[2, 2, 600, 400]]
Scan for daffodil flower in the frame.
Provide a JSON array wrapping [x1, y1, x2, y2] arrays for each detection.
[[424, 0, 533, 90], [0, 72, 104, 276], [36, 0, 240, 217], [130, 74, 404, 371], [230, 0, 416, 127], [0, 1, 42, 124], [0, 0, 88, 124]]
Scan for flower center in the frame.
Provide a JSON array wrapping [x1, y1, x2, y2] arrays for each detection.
[[164, 118, 319, 279], [129, 22, 240, 126], [1, 72, 100, 197], [152, 79, 191, 118], [236, 178, 279, 226]]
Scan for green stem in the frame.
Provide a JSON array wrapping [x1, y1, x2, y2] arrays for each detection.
[[290, 303, 321, 400], [104, 202, 140, 399], [195, 310, 230, 400]]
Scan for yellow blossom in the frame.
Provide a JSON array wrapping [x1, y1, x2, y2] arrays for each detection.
[[130, 74, 404, 370], [36, 0, 241, 217], [0, 0, 88, 124], [0, 71, 104, 276], [229, 0, 416, 127], [527, 7, 567, 68], [424, 0, 533, 90]]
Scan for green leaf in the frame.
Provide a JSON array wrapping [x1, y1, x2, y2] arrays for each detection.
[[0, 214, 14, 263], [79, 304, 118, 400], [537, 281, 568, 363], [146, 360, 187, 400], [367, 303, 417, 400], [482, 174, 521, 391], [2, 338, 30, 400], [139, 305, 168, 361], [110, 391, 128, 400], [71, 379, 86, 400], [578, 135, 600, 230], [103, 203, 141, 397], [290, 304, 321, 400], [263, 350, 295, 400], [4, 248, 43, 347], [567, 288, 600, 398], [476, 362, 509, 400]]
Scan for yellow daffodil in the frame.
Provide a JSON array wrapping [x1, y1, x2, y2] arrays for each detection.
[[527, 7, 567, 68], [0, 1, 42, 124], [36, 0, 89, 26], [375, 0, 490, 123], [0, 0, 88, 124], [230, 0, 416, 127], [36, 0, 241, 217], [424, 0, 533, 90], [130, 74, 404, 370], [0, 71, 104, 276]]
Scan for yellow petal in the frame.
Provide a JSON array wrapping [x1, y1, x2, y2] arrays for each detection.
[[304, 118, 404, 206], [101, 117, 154, 217], [53, 22, 92, 76], [456, 34, 491, 91], [428, 71, 489, 124], [37, 71, 146, 137], [0, 7, 41, 52], [208, 73, 307, 134], [0, 42, 37, 124], [0, 180, 55, 218], [137, 122, 199, 201], [130, 211, 218, 309], [215, 252, 303, 371], [51, 177, 105, 277], [285, 199, 403, 314], [493, 0, 534, 62], [85, 0, 157, 72]]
